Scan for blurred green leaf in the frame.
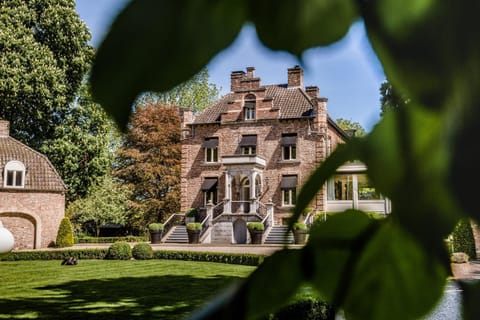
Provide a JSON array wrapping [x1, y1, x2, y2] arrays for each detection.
[[362, 1, 480, 109], [459, 281, 480, 320], [308, 211, 376, 303], [91, 0, 247, 130], [291, 139, 364, 229], [249, 0, 358, 57], [364, 104, 460, 250], [190, 249, 303, 320], [343, 220, 447, 320]]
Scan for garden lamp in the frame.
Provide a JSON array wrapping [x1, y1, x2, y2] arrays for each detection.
[[0, 220, 14, 253]]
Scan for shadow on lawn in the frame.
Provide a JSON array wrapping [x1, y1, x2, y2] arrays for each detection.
[[0, 275, 243, 319]]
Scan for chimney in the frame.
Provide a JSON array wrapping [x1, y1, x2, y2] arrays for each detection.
[[246, 67, 255, 79], [288, 65, 303, 88], [230, 70, 246, 92], [0, 120, 9, 137], [306, 86, 319, 98]]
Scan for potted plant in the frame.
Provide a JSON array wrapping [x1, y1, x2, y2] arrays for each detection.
[[186, 222, 202, 244], [293, 222, 308, 245], [185, 208, 197, 224], [148, 223, 164, 244], [247, 222, 264, 244]]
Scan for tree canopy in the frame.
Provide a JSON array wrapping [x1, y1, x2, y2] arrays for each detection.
[[113, 102, 181, 228], [379, 81, 409, 117], [0, 0, 93, 149], [68, 174, 130, 237], [90, 1, 480, 319], [335, 118, 367, 137], [140, 68, 219, 112], [40, 82, 119, 203]]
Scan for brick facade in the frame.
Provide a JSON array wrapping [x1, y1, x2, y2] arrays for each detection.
[[181, 66, 348, 225], [0, 120, 66, 249]]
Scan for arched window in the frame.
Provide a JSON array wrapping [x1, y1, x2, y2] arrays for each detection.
[[244, 94, 256, 120], [4, 160, 26, 188]]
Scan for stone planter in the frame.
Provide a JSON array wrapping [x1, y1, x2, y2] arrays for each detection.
[[293, 229, 308, 245], [150, 231, 163, 244], [249, 230, 264, 244], [187, 230, 201, 244]]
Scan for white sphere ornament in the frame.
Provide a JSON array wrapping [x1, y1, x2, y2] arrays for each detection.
[[0, 221, 15, 253]]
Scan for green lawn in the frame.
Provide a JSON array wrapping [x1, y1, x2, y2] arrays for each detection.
[[0, 259, 255, 319]]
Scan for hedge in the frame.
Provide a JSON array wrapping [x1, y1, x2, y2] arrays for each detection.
[[0, 249, 108, 261], [153, 251, 264, 266], [0, 249, 265, 266], [76, 236, 147, 243], [269, 298, 334, 320]]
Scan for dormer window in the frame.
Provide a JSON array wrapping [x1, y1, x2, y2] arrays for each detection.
[[4, 160, 25, 188], [244, 94, 256, 120]]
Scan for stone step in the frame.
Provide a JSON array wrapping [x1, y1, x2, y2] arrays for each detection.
[[264, 226, 294, 244], [164, 226, 188, 243]]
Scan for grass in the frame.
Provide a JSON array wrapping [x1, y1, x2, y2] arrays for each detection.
[[0, 259, 255, 319]]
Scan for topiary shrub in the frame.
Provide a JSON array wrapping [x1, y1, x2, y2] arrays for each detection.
[[186, 222, 202, 231], [148, 223, 164, 232], [270, 298, 334, 320], [247, 222, 264, 231], [56, 217, 75, 248], [293, 222, 307, 231], [132, 242, 153, 260], [105, 241, 132, 260], [452, 218, 477, 259]]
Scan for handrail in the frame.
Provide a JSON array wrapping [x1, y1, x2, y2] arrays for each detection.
[[303, 211, 314, 229], [199, 210, 211, 238], [162, 213, 184, 241], [261, 209, 272, 231]]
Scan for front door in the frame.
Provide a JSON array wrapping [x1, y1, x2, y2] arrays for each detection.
[[233, 219, 247, 244]]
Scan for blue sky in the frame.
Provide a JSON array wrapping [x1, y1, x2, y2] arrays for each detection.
[[75, 0, 386, 131]]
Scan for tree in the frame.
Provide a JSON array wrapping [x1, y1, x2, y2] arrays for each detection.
[[114, 103, 181, 228], [140, 68, 219, 112], [335, 118, 367, 137], [91, 2, 480, 320], [68, 175, 130, 237], [379, 81, 409, 117], [0, 0, 93, 150], [40, 82, 120, 203]]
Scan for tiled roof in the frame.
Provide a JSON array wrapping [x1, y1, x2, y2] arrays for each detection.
[[0, 136, 66, 192], [193, 85, 315, 124]]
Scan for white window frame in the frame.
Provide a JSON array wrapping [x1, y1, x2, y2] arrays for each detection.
[[205, 146, 218, 163], [242, 146, 256, 155], [4, 160, 26, 188], [204, 189, 218, 206], [282, 145, 297, 160], [245, 106, 255, 120], [282, 188, 296, 207]]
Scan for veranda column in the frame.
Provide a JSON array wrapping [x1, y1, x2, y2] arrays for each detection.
[[224, 170, 232, 214], [249, 171, 257, 213], [266, 199, 274, 227], [206, 200, 213, 226]]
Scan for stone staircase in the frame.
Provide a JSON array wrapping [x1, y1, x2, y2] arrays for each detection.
[[163, 225, 188, 243], [264, 226, 294, 244]]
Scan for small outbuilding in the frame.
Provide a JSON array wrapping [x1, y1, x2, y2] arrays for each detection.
[[0, 120, 66, 249]]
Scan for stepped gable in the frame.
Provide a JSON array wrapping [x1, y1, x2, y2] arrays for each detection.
[[193, 84, 316, 124]]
